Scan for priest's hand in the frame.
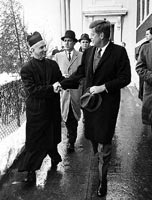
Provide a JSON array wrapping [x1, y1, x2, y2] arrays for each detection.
[[53, 82, 62, 93]]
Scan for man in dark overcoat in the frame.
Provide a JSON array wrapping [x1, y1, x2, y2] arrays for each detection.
[[18, 31, 64, 183], [55, 20, 131, 197], [135, 27, 152, 101], [136, 27, 152, 128]]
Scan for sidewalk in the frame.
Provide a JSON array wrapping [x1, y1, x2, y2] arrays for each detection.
[[0, 86, 152, 200]]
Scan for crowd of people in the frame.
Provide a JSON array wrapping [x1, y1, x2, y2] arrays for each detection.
[[20, 19, 152, 198]]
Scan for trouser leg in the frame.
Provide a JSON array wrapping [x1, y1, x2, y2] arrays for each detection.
[[18, 149, 47, 172], [97, 143, 112, 182], [48, 145, 62, 163], [65, 103, 78, 144]]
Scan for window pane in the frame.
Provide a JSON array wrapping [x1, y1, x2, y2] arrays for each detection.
[[142, 0, 145, 20], [147, 0, 150, 15]]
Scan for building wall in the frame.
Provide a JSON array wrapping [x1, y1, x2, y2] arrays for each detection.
[[121, 0, 137, 87], [135, 0, 152, 89], [69, 0, 137, 86]]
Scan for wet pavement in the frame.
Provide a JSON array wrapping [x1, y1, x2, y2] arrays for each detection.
[[0, 86, 152, 200]]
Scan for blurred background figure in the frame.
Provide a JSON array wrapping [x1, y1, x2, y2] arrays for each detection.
[[51, 46, 60, 59], [136, 27, 152, 101], [79, 33, 91, 53], [121, 41, 126, 48]]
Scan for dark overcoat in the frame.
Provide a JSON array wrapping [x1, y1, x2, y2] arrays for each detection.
[[136, 42, 152, 125], [61, 42, 131, 144], [21, 58, 64, 151]]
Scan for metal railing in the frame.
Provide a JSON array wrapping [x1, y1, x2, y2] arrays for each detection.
[[0, 79, 26, 140]]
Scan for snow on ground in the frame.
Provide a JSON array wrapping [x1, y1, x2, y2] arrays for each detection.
[[0, 72, 25, 178], [0, 122, 25, 176], [0, 72, 20, 86]]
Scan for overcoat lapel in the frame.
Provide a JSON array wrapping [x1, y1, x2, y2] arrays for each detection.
[[88, 47, 96, 75], [86, 47, 96, 87], [68, 50, 78, 69], [95, 42, 113, 71]]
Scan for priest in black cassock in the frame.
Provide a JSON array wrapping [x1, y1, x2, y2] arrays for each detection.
[[18, 31, 64, 183]]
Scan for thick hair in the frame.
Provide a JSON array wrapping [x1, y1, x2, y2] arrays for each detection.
[[146, 27, 152, 34], [94, 21, 111, 39]]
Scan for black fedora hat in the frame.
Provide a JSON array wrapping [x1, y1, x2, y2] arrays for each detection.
[[61, 30, 77, 42], [79, 33, 91, 43], [80, 88, 102, 112]]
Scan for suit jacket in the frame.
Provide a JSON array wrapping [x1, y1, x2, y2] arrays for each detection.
[[54, 49, 83, 121], [61, 42, 131, 144]]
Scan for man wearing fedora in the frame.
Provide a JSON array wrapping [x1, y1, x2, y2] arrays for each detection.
[[54, 30, 83, 153], [55, 20, 131, 197], [18, 31, 64, 183], [79, 33, 91, 53]]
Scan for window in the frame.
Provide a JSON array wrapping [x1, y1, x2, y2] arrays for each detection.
[[147, 0, 150, 15], [137, 0, 151, 27]]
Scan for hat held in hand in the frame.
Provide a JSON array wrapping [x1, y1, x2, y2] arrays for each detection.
[[80, 88, 102, 112]]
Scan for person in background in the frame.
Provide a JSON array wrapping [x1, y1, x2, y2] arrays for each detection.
[[54, 30, 83, 153], [136, 27, 152, 101], [18, 31, 64, 184], [54, 19, 131, 197], [79, 33, 91, 92], [52, 46, 60, 56], [121, 41, 126, 48], [79, 33, 91, 53], [136, 27, 152, 129], [78, 33, 91, 123]]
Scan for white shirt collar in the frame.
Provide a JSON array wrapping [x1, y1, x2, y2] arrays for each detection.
[[66, 50, 74, 57], [99, 41, 110, 52]]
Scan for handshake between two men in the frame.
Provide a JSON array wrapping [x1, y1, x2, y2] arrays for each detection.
[[53, 82, 62, 93], [53, 80, 108, 95]]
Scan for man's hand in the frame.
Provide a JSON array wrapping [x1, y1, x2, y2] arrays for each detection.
[[89, 85, 107, 94], [53, 82, 62, 93]]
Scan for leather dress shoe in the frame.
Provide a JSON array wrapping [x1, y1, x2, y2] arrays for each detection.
[[67, 143, 75, 153], [23, 171, 36, 184], [97, 179, 107, 197]]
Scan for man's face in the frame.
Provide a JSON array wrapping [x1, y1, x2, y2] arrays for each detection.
[[63, 38, 75, 51], [32, 40, 47, 60], [145, 30, 152, 42], [90, 28, 102, 47], [80, 40, 90, 50]]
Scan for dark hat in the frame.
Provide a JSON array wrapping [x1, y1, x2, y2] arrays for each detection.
[[61, 30, 77, 42], [89, 20, 109, 29], [79, 33, 91, 42], [80, 88, 102, 112], [52, 49, 60, 55], [27, 31, 43, 47]]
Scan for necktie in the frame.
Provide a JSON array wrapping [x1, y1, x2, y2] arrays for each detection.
[[68, 52, 71, 61], [97, 48, 102, 57], [93, 48, 102, 72]]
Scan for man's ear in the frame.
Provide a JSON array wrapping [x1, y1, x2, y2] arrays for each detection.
[[100, 32, 104, 39], [30, 47, 34, 53]]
